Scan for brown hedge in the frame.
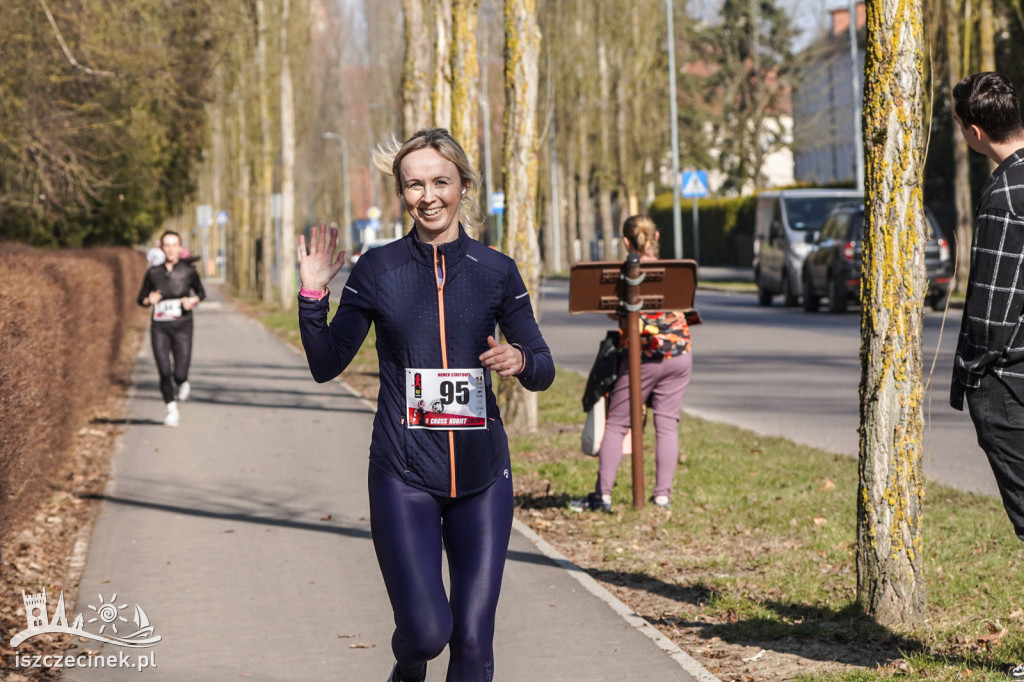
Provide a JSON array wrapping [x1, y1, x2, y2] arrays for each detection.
[[0, 244, 146, 543]]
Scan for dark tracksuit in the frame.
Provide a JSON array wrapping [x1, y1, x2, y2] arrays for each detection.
[[298, 227, 554, 680], [137, 260, 206, 403]]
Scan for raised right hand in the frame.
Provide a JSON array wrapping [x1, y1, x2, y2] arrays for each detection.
[[298, 223, 346, 291]]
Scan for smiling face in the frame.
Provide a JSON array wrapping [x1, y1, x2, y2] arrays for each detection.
[[161, 233, 182, 265], [399, 147, 465, 245]]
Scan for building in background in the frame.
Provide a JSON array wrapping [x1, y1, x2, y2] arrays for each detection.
[[791, 2, 866, 186]]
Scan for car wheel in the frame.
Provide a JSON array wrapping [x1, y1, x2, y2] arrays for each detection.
[[828, 273, 848, 314], [929, 289, 949, 311], [782, 273, 799, 307], [803, 273, 819, 312]]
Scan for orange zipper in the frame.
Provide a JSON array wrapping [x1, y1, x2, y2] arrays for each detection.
[[433, 246, 457, 497]]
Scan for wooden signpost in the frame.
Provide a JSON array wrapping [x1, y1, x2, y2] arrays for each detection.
[[569, 257, 698, 509]]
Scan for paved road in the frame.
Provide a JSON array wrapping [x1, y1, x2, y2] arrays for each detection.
[[59, 283, 710, 682], [538, 277, 997, 498]]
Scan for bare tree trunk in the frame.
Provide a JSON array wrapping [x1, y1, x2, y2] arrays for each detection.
[[279, 0, 296, 309], [498, 0, 541, 433], [597, 29, 616, 260], [563, 149, 578, 263], [616, 45, 637, 219], [402, 0, 433, 136], [857, 0, 928, 626], [542, 154, 556, 270], [572, 2, 594, 262], [946, 0, 973, 293], [432, 0, 453, 129], [451, 0, 480, 237], [212, 66, 227, 282], [962, 0, 973, 71], [234, 61, 254, 294], [576, 127, 594, 261], [979, 0, 995, 71], [593, 21, 614, 260], [451, 0, 480, 168], [979, 0, 997, 174], [256, 0, 275, 303]]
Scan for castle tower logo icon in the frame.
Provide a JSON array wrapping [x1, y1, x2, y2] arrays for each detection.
[[11, 588, 162, 649]]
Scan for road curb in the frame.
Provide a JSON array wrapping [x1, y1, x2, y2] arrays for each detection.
[[512, 518, 722, 682]]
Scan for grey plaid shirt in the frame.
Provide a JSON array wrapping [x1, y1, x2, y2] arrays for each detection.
[[951, 147, 1024, 410]]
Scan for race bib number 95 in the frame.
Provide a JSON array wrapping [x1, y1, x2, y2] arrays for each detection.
[[406, 368, 487, 430]]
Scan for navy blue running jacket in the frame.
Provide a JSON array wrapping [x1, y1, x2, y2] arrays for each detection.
[[298, 227, 555, 498]]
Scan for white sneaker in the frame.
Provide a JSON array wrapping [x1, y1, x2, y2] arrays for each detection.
[[164, 401, 179, 427], [177, 381, 191, 402], [652, 495, 670, 508]]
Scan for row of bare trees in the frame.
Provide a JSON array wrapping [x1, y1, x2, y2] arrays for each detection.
[[7, 0, 1024, 631]]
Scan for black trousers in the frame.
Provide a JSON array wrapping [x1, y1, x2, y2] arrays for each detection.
[[967, 372, 1024, 542], [150, 317, 194, 403]]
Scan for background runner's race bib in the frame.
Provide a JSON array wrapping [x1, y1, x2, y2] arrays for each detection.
[[153, 298, 182, 321], [406, 368, 487, 430]]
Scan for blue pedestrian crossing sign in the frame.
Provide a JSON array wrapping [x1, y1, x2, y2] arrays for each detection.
[[681, 171, 709, 198], [489, 192, 505, 216]]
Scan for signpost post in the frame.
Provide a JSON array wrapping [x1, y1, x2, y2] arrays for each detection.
[[216, 210, 228, 278], [569, 257, 698, 508], [367, 205, 382, 240], [681, 171, 709, 262], [196, 205, 213, 276], [489, 191, 505, 249]]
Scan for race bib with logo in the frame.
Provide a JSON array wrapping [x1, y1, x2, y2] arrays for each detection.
[[153, 299, 183, 322], [406, 368, 487, 430]]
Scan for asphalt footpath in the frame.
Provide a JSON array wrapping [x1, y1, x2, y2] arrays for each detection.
[[63, 283, 715, 682]]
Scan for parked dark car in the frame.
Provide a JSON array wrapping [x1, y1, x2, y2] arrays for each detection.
[[802, 204, 953, 313], [752, 189, 862, 306]]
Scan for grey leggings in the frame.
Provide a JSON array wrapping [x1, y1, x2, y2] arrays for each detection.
[[150, 317, 193, 403], [596, 352, 692, 499]]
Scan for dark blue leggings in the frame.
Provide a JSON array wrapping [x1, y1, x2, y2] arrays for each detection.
[[368, 464, 513, 682]]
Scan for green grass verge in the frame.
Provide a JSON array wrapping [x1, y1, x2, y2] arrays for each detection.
[[254, 301, 1023, 680]]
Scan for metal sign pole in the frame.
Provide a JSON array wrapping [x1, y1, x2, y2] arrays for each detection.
[[692, 198, 700, 263]]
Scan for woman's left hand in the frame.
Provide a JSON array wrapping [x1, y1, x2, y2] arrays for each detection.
[[479, 335, 523, 377]]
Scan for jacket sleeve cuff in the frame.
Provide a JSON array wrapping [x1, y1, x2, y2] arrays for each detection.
[[511, 343, 528, 376]]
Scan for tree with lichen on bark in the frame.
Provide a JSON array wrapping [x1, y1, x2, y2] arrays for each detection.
[[497, 0, 541, 433], [451, 0, 481, 237], [401, 0, 433, 137], [856, 0, 928, 626]]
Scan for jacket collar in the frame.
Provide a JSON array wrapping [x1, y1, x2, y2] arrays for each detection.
[[405, 225, 468, 267], [993, 147, 1024, 177]]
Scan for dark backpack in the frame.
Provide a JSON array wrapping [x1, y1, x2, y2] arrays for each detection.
[[581, 330, 622, 413]]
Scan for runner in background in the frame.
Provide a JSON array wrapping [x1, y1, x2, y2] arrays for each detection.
[[137, 231, 206, 427], [146, 238, 165, 267]]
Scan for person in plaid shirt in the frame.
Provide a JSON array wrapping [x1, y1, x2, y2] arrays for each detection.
[[951, 71, 1024, 678]]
